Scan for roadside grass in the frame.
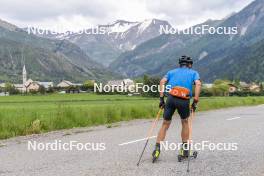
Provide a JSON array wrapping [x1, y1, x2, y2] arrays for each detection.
[[198, 96, 264, 111], [0, 94, 264, 139]]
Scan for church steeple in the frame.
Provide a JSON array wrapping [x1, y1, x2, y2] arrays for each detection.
[[23, 65, 27, 85]]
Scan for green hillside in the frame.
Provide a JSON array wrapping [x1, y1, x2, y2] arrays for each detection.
[[0, 24, 118, 83]]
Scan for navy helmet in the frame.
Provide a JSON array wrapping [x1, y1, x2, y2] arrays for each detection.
[[179, 55, 193, 65]]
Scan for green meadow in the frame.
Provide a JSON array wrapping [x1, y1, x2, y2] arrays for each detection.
[[0, 94, 264, 139]]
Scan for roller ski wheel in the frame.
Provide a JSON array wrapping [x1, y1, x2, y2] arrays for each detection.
[[152, 149, 160, 163], [193, 151, 198, 159], [177, 148, 187, 162], [177, 150, 198, 162], [178, 154, 183, 162]]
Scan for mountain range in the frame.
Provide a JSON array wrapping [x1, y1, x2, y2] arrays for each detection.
[[36, 19, 171, 66], [0, 0, 264, 83], [110, 0, 264, 82]]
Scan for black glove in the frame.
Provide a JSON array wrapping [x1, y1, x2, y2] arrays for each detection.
[[191, 99, 199, 112], [159, 97, 165, 109]]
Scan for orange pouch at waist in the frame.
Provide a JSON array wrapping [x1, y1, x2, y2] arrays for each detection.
[[169, 86, 190, 99]]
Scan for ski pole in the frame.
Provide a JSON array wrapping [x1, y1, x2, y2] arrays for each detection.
[[187, 109, 195, 172], [136, 108, 163, 166], [187, 150, 191, 172], [189, 109, 195, 142]]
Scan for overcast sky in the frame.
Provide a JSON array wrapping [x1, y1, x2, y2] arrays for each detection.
[[0, 0, 254, 31]]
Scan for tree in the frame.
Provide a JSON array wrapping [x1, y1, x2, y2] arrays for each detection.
[[143, 75, 149, 84], [142, 75, 160, 97], [4, 83, 19, 95], [212, 79, 230, 96], [39, 85, 46, 95], [260, 83, 264, 92], [134, 77, 144, 83], [46, 87, 55, 93], [233, 79, 240, 87], [200, 87, 213, 97], [82, 80, 95, 92]]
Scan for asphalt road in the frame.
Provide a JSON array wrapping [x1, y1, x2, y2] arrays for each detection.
[[0, 105, 264, 176]]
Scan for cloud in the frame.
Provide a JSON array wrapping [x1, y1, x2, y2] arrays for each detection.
[[0, 0, 114, 21], [0, 0, 254, 30], [145, 0, 254, 28]]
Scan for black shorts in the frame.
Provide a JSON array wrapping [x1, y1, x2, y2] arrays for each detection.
[[163, 95, 190, 120]]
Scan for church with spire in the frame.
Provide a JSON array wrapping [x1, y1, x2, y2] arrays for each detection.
[[21, 65, 34, 92], [18, 65, 54, 93], [23, 65, 27, 86]]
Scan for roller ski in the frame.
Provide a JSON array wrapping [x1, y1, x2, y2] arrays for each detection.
[[152, 144, 160, 163], [177, 144, 198, 162]]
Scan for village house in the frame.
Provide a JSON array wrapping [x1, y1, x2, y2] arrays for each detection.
[[57, 80, 74, 88], [107, 79, 135, 92], [39, 82, 54, 89], [57, 80, 82, 88], [203, 83, 213, 89], [14, 84, 24, 92], [228, 83, 238, 93], [0, 83, 5, 88], [239, 81, 250, 91], [239, 82, 261, 92], [123, 79, 134, 87], [249, 83, 261, 92], [26, 81, 41, 92], [24, 81, 54, 92], [107, 80, 125, 87]]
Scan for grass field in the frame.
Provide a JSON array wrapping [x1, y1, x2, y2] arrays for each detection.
[[0, 94, 264, 139]]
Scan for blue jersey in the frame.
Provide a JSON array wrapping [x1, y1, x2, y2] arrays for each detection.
[[164, 67, 200, 97]]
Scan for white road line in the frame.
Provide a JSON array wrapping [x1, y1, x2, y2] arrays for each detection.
[[118, 136, 157, 146], [226, 117, 241, 121]]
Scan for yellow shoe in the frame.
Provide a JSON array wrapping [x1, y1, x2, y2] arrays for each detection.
[[152, 149, 160, 163]]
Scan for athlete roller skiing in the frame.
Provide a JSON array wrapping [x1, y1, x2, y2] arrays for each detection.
[[152, 55, 202, 163]]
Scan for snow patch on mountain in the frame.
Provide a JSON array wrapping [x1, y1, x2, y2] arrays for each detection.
[[240, 26, 248, 36], [106, 20, 139, 33], [131, 45, 137, 50], [240, 14, 256, 36], [137, 19, 153, 35], [199, 51, 208, 60]]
